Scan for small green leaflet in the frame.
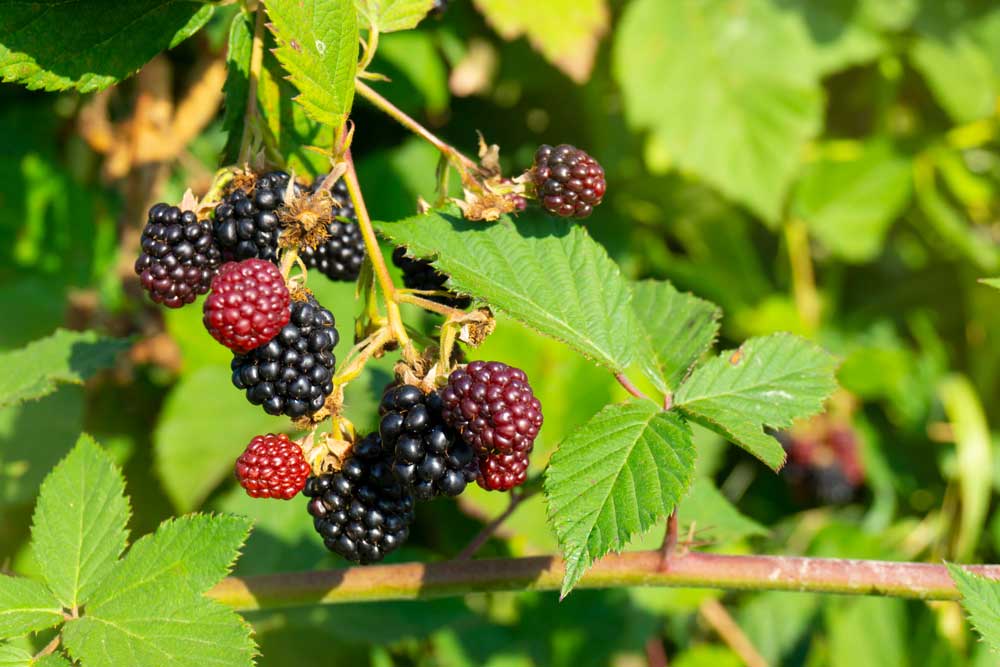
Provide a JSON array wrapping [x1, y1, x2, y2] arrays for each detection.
[[221, 9, 254, 165], [375, 208, 636, 371], [949, 564, 1000, 654], [681, 478, 767, 544], [357, 0, 434, 33], [265, 0, 359, 129], [631, 280, 720, 394], [0, 645, 70, 667], [0, 329, 129, 409], [981, 278, 1000, 291], [31, 435, 130, 609], [0, 576, 63, 638], [0, 1, 212, 92], [674, 333, 838, 470], [545, 401, 696, 596]]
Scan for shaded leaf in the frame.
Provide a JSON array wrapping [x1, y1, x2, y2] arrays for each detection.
[[545, 401, 695, 596], [0, 644, 32, 666], [674, 333, 838, 470], [827, 597, 908, 667], [30, 435, 129, 609], [0, 575, 63, 639], [375, 208, 636, 371], [680, 477, 767, 544], [0, 330, 128, 409], [221, 9, 254, 165]]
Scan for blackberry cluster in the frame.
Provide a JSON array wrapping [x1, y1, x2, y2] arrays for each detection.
[[300, 177, 366, 282], [379, 385, 478, 500], [391, 246, 471, 309], [213, 171, 301, 264], [134, 204, 222, 308], [235, 433, 311, 500], [782, 419, 864, 506], [231, 295, 338, 419], [532, 144, 606, 219], [203, 259, 290, 354], [303, 434, 415, 563]]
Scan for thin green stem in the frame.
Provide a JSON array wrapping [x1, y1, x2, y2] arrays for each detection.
[[207, 551, 999, 611]]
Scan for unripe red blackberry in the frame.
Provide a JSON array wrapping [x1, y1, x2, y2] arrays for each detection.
[[203, 259, 290, 354], [303, 433, 415, 564], [231, 295, 338, 419], [391, 246, 471, 309], [134, 203, 222, 308], [299, 178, 365, 282], [478, 449, 530, 491], [440, 361, 543, 453], [379, 385, 478, 500], [532, 144, 606, 219], [213, 171, 302, 264], [235, 433, 311, 499]]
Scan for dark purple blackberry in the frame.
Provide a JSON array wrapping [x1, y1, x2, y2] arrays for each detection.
[[532, 144, 606, 219], [231, 295, 338, 419], [379, 385, 478, 500], [213, 171, 302, 264], [303, 433, 415, 564], [300, 177, 366, 282], [478, 448, 530, 491], [430, 0, 449, 16], [391, 246, 471, 309], [134, 203, 222, 308]]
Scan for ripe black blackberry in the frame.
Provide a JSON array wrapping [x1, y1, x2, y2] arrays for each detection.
[[231, 295, 339, 419], [135, 203, 222, 308], [532, 144, 606, 219], [303, 433, 415, 564], [391, 246, 471, 309], [213, 171, 302, 264], [379, 385, 478, 500], [299, 177, 366, 282]]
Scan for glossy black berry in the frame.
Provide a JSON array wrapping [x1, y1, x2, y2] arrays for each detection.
[[391, 246, 471, 309], [303, 433, 415, 564], [213, 171, 302, 264], [231, 295, 338, 419], [532, 144, 605, 219], [300, 177, 365, 282], [134, 203, 222, 308], [379, 385, 478, 501]]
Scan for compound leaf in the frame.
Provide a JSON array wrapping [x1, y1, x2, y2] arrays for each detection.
[[0, 575, 63, 639], [545, 401, 695, 596], [674, 334, 838, 470]]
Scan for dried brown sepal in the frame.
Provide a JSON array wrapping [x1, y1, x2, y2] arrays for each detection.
[[454, 188, 519, 222], [315, 432, 355, 474], [278, 188, 334, 249], [288, 285, 314, 303], [476, 132, 503, 177], [292, 384, 344, 430], [228, 167, 258, 196], [456, 308, 496, 348]]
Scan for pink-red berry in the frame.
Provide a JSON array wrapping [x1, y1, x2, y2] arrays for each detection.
[[235, 433, 311, 499], [203, 258, 290, 354], [532, 144, 606, 219], [477, 449, 530, 491]]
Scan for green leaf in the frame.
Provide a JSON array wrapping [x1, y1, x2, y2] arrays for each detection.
[[0, 330, 128, 409], [793, 141, 912, 262], [614, 0, 822, 222], [545, 401, 696, 596], [981, 278, 1000, 291], [154, 365, 289, 512], [62, 596, 255, 667], [221, 9, 254, 165], [375, 209, 636, 371], [357, 0, 434, 33], [827, 597, 908, 667], [0, 1, 212, 92], [631, 280, 720, 394], [674, 333, 838, 470], [673, 646, 741, 667], [0, 575, 63, 639], [0, 644, 31, 666], [86, 514, 252, 610], [739, 592, 821, 665], [680, 478, 767, 544], [265, 0, 358, 129], [472, 0, 608, 83], [785, 0, 887, 74], [951, 564, 1000, 654], [32, 656, 70, 667], [30, 435, 129, 609]]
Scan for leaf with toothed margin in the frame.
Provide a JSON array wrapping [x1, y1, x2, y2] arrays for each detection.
[[545, 400, 696, 596], [948, 563, 1000, 654], [356, 0, 435, 32], [0, 575, 63, 639], [375, 207, 637, 371], [674, 333, 838, 470]]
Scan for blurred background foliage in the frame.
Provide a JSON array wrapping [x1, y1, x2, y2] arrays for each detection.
[[3, 0, 1000, 664]]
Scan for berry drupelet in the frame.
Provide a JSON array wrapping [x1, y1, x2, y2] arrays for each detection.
[[303, 433, 415, 564], [213, 171, 302, 264], [379, 384, 478, 500], [478, 449, 530, 492], [203, 259, 290, 354], [391, 246, 471, 310], [231, 294, 338, 419], [135, 203, 222, 308], [299, 177, 366, 282], [532, 144, 606, 219], [235, 433, 311, 499]]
